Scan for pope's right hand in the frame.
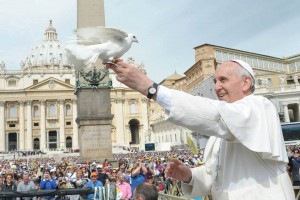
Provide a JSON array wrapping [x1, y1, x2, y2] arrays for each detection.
[[165, 158, 192, 183]]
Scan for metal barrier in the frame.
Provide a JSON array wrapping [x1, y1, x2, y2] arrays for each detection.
[[294, 186, 300, 200], [0, 188, 93, 198], [158, 192, 211, 200], [161, 179, 212, 200]]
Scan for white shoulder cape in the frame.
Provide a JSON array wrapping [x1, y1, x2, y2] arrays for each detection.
[[166, 90, 287, 163]]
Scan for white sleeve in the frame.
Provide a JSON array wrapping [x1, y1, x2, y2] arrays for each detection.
[[181, 166, 212, 197], [158, 87, 234, 140], [156, 85, 171, 112]]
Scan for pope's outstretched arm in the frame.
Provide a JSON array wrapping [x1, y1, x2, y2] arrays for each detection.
[[106, 61, 156, 99]]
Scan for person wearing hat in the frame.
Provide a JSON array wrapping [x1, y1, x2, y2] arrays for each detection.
[[107, 60, 294, 199], [86, 172, 103, 200], [96, 164, 108, 185]]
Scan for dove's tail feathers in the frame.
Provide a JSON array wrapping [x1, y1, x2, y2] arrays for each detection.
[[65, 44, 95, 69], [86, 53, 100, 66], [65, 49, 86, 70]]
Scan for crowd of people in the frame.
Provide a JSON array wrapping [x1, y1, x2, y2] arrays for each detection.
[[0, 148, 203, 200]]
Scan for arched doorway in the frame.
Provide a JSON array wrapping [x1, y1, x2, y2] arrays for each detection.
[[8, 132, 17, 151], [33, 138, 40, 150], [129, 119, 140, 144], [48, 131, 57, 150], [66, 136, 72, 148]]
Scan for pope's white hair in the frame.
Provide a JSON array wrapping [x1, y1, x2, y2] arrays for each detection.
[[232, 63, 255, 93]]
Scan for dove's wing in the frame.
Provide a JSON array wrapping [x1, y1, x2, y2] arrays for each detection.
[[75, 26, 128, 45]]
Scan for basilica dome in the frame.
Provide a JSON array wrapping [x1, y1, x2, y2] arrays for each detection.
[[21, 20, 72, 70]]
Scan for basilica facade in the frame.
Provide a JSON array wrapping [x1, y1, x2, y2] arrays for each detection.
[[0, 21, 163, 152]]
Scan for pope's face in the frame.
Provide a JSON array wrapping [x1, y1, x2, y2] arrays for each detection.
[[214, 62, 247, 103]]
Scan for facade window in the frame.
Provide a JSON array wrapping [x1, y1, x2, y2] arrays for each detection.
[[33, 138, 40, 150], [34, 123, 39, 127], [9, 105, 17, 118], [33, 105, 39, 117], [33, 79, 38, 85], [8, 79, 17, 87], [49, 103, 56, 116], [66, 137, 72, 148], [130, 103, 137, 114], [9, 124, 15, 128], [65, 79, 70, 84], [66, 104, 72, 116], [268, 78, 273, 86], [66, 121, 71, 126]]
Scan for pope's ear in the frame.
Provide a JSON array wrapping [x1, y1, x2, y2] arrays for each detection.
[[242, 76, 252, 93]]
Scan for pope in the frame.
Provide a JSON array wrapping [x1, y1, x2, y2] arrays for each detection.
[[106, 59, 294, 200]]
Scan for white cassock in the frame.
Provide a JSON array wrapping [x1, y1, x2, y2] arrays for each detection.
[[156, 86, 294, 200]]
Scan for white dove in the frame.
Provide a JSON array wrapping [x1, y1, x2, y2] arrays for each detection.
[[65, 26, 138, 69]]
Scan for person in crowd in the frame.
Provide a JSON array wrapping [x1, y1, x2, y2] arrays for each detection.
[[96, 164, 108, 186], [133, 182, 158, 200], [156, 178, 165, 192], [103, 159, 110, 168], [130, 162, 147, 195], [0, 176, 4, 190], [2, 173, 17, 191], [40, 170, 58, 200], [144, 163, 155, 183], [116, 174, 132, 200], [80, 165, 90, 179], [289, 149, 300, 186], [104, 178, 117, 200], [106, 59, 294, 199], [74, 169, 87, 189], [65, 166, 76, 183], [118, 164, 126, 176], [124, 168, 131, 185], [16, 175, 23, 186], [55, 179, 68, 200], [66, 180, 80, 200], [2, 173, 17, 200], [17, 173, 36, 200], [110, 169, 118, 180], [86, 172, 103, 200], [73, 169, 87, 200]]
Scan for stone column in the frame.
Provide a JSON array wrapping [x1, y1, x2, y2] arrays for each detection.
[[115, 98, 125, 145], [0, 101, 5, 151], [72, 99, 79, 150], [283, 104, 290, 123], [40, 100, 46, 152], [76, 87, 114, 164], [19, 101, 25, 150], [59, 99, 66, 150], [26, 100, 33, 150]]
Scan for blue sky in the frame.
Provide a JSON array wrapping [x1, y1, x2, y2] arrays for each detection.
[[0, 0, 300, 82]]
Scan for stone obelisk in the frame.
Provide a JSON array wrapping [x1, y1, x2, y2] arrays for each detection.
[[76, 0, 115, 165]]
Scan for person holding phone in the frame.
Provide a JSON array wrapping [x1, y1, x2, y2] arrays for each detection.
[[40, 170, 57, 200]]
